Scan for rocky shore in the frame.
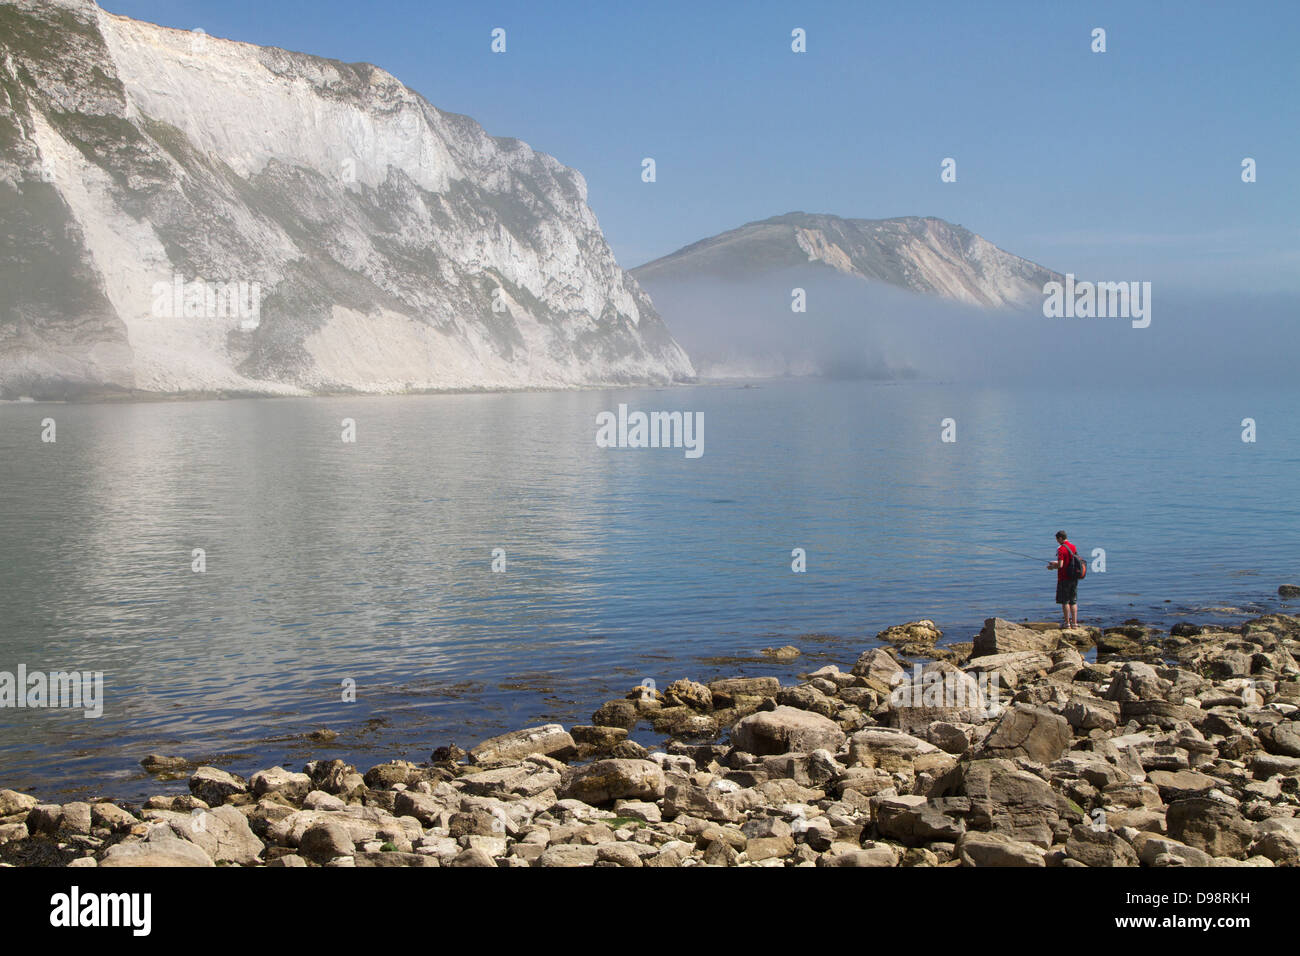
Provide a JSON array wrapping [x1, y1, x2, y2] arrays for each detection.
[[2, 612, 1299, 868]]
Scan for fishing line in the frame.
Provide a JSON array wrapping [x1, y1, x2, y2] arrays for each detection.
[[964, 542, 1048, 562], [852, 528, 1050, 563]]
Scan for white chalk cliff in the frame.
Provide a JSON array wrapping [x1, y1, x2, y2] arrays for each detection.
[[0, 0, 692, 397]]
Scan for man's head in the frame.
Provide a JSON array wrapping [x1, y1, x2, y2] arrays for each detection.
[[1055, 530, 1067, 543]]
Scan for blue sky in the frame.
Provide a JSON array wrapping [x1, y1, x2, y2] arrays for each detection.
[[101, 0, 1298, 294]]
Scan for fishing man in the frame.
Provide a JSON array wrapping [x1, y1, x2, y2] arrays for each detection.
[[1047, 530, 1080, 627]]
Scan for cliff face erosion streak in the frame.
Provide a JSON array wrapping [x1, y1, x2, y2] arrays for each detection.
[[0, 0, 693, 398]]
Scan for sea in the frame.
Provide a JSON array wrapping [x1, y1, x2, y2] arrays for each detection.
[[1, 378, 1296, 799]]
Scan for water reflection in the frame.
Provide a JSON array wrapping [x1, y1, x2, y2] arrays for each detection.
[[0, 381, 1294, 798]]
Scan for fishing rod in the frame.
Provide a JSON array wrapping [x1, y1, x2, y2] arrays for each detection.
[[966, 542, 1048, 562]]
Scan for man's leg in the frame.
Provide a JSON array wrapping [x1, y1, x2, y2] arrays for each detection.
[[1060, 603, 1069, 625], [1068, 603, 1078, 628]]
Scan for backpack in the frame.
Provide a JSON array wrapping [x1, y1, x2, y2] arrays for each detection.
[[1066, 543, 1086, 580]]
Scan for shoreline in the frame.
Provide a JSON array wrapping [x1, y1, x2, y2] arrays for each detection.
[[0, 373, 942, 406], [2, 610, 1298, 868], [1, 594, 1286, 805]]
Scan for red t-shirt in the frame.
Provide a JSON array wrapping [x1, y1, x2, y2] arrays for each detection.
[[1057, 542, 1077, 581]]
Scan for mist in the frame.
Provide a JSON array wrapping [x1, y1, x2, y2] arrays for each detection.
[[639, 267, 1299, 386]]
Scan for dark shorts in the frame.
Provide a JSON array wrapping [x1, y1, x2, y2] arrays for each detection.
[[1056, 578, 1078, 605]]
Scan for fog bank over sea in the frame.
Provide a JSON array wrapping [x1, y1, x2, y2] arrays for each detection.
[[641, 268, 1297, 386]]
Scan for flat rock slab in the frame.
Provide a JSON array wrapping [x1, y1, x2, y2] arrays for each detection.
[[101, 835, 214, 868], [731, 706, 846, 756], [469, 724, 576, 764], [957, 831, 1046, 867], [559, 759, 666, 805], [973, 618, 1063, 657]]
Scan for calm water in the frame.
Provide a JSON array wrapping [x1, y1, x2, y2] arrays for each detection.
[[1, 379, 1296, 799]]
